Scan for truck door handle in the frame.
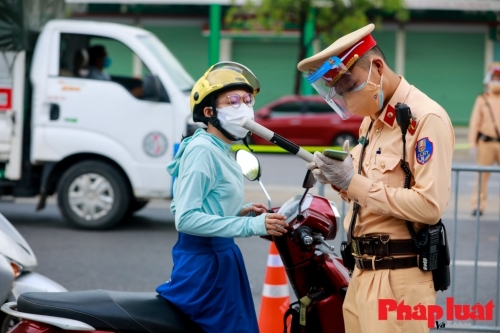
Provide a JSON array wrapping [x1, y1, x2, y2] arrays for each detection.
[[50, 103, 60, 121]]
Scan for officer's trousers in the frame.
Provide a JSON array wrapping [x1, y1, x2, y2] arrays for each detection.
[[343, 266, 437, 333], [471, 140, 500, 212]]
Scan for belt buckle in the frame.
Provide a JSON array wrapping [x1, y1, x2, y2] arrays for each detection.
[[352, 240, 361, 256], [354, 257, 364, 270]]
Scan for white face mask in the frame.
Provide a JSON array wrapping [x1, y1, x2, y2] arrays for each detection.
[[216, 104, 254, 139]]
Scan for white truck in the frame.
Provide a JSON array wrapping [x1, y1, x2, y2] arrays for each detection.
[[0, 5, 195, 229]]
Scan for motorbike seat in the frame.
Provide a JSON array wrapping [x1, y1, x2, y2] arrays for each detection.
[[17, 290, 203, 333]]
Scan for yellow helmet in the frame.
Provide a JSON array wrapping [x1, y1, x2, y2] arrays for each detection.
[[190, 62, 260, 122]]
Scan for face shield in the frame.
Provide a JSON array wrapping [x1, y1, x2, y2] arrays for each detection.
[[483, 67, 500, 85], [206, 62, 261, 95], [303, 56, 364, 120]]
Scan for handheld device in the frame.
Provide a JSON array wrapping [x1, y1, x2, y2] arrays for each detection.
[[322, 149, 349, 161]]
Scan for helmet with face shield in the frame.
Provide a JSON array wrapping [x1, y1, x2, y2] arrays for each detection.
[[298, 24, 377, 120]]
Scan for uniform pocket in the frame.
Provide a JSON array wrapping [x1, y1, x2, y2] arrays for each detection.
[[371, 154, 405, 187]]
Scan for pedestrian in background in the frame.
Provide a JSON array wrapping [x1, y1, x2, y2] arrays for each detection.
[[468, 62, 500, 216]]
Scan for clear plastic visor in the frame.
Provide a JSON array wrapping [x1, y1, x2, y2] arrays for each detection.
[[207, 61, 261, 94], [303, 56, 358, 120], [483, 67, 500, 84]]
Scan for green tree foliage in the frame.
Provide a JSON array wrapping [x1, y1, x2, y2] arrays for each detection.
[[225, 0, 408, 95]]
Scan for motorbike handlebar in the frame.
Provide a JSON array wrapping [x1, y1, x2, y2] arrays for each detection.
[[297, 227, 313, 246], [240, 117, 314, 163]]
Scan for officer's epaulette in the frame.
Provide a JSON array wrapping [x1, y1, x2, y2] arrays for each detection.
[[408, 115, 417, 135]]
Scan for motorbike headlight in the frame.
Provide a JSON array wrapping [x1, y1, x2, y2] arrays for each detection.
[[9, 261, 23, 278]]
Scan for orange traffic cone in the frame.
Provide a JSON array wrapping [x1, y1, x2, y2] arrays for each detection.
[[258, 242, 290, 333]]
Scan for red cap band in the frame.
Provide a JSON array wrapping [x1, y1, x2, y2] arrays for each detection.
[[322, 34, 377, 86]]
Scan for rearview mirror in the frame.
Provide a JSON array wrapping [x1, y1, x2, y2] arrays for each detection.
[[235, 149, 261, 181]]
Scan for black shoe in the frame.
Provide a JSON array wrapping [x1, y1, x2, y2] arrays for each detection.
[[472, 209, 483, 216]]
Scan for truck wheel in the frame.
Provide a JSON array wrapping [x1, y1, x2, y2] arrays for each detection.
[[57, 161, 131, 230]]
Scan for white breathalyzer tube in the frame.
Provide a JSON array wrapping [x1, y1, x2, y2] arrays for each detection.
[[240, 117, 314, 163]]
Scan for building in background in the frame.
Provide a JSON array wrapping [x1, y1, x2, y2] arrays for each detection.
[[66, 0, 500, 125]]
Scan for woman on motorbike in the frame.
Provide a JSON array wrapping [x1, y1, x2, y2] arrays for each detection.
[[156, 62, 288, 333]]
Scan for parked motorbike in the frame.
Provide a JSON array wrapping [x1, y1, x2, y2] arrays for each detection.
[[0, 213, 66, 333], [1, 150, 349, 333]]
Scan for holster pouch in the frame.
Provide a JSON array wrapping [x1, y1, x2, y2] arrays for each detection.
[[432, 221, 451, 292], [340, 241, 355, 271]]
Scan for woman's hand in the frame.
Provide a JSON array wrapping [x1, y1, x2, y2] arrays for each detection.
[[238, 203, 268, 216], [265, 213, 288, 236]]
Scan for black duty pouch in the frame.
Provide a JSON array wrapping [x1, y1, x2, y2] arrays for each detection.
[[432, 221, 450, 292], [340, 241, 355, 271]]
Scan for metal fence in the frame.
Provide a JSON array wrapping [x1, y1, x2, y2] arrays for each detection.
[[318, 165, 500, 332]]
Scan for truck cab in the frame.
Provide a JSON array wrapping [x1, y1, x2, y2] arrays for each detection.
[[0, 20, 194, 229]]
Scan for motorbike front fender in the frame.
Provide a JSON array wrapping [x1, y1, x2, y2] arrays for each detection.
[[8, 272, 66, 302]]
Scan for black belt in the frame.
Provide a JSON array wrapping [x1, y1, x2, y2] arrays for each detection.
[[478, 133, 500, 142], [354, 256, 418, 270], [351, 236, 417, 257]]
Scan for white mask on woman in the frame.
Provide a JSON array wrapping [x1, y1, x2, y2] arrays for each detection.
[[216, 104, 255, 139]]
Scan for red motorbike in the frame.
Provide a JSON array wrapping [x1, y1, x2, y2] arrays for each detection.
[[1, 150, 349, 333]]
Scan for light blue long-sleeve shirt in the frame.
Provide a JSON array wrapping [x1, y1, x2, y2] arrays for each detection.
[[167, 128, 267, 238]]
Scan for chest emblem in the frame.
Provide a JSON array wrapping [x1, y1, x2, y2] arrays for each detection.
[[416, 137, 433, 165]]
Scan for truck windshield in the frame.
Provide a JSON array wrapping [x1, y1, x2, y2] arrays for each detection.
[[138, 35, 194, 92]]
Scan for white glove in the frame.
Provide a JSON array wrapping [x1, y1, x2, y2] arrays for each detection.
[[306, 161, 330, 184], [469, 147, 477, 160], [313, 140, 354, 190]]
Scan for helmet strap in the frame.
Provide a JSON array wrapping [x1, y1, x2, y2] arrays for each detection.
[[242, 135, 254, 152]]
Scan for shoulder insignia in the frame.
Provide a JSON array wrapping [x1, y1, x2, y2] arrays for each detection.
[[416, 137, 433, 165], [408, 116, 418, 135]]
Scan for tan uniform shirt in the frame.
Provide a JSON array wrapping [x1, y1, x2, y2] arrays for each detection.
[[340, 77, 455, 239], [468, 93, 500, 148]]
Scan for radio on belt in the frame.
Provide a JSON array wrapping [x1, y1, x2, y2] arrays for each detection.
[[418, 223, 440, 271]]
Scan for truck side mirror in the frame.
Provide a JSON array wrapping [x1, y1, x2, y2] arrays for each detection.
[[142, 74, 169, 103]]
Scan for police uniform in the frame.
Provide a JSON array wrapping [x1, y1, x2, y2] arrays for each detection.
[[468, 64, 500, 214], [298, 24, 455, 333]]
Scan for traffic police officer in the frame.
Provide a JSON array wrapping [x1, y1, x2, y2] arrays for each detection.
[[298, 24, 455, 332], [468, 62, 500, 216]]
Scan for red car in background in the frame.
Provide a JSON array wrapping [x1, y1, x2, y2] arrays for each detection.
[[252, 95, 363, 147]]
